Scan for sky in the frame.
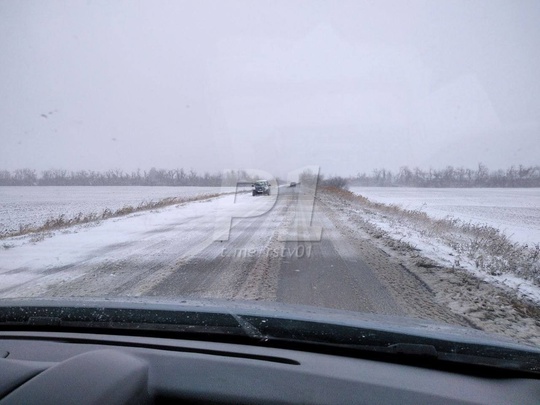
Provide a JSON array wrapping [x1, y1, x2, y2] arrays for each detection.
[[1, 0, 539, 178]]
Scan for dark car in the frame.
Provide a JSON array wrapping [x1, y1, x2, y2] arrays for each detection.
[[290, 182, 297, 187], [252, 180, 270, 196]]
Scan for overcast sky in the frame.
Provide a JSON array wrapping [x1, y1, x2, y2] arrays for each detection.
[[1, 0, 539, 177]]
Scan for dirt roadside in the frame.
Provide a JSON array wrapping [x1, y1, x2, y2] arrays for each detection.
[[318, 189, 540, 346]]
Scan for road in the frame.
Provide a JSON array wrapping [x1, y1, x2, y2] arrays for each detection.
[[147, 185, 404, 316], [0, 185, 460, 323], [3, 184, 540, 344]]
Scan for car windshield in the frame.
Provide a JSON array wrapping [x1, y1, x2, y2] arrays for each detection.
[[1, 0, 539, 356]]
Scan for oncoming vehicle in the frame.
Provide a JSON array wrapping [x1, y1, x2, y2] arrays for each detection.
[[252, 180, 270, 196]]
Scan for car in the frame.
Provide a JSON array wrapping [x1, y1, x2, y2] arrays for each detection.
[[290, 182, 297, 187], [252, 180, 271, 196]]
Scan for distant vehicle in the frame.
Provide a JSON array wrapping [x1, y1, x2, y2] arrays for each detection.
[[252, 180, 270, 196], [290, 182, 297, 187]]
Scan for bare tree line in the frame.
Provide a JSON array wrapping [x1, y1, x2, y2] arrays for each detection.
[[2, 163, 539, 187], [350, 163, 540, 187], [0, 168, 255, 187]]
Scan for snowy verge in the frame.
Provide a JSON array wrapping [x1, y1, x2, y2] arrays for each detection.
[[0, 191, 234, 240], [349, 187, 540, 246], [322, 188, 540, 305]]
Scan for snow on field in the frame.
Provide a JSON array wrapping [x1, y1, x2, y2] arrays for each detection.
[[365, 211, 540, 305], [0, 186, 232, 234], [0, 191, 268, 295], [346, 187, 540, 304], [350, 187, 540, 245]]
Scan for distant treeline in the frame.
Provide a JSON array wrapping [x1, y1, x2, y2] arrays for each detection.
[[0, 168, 255, 187], [350, 164, 540, 187], [3, 164, 540, 187]]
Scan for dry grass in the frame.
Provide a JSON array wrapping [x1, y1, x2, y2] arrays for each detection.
[[322, 187, 540, 285], [1, 193, 221, 240]]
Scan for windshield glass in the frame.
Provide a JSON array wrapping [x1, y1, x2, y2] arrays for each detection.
[[1, 0, 539, 352]]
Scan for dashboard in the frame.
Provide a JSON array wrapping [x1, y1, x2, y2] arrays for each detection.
[[1, 330, 539, 404]]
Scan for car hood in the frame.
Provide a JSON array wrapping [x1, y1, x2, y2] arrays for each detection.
[[0, 297, 536, 352]]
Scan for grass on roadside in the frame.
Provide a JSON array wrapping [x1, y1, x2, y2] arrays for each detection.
[[321, 186, 540, 286], [1, 193, 221, 241]]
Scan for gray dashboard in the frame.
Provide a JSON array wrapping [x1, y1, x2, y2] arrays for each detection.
[[1, 331, 539, 404]]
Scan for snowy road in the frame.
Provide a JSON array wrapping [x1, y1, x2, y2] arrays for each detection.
[[0, 186, 445, 319], [3, 185, 540, 345]]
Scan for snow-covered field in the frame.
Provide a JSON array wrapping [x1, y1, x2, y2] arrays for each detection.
[[350, 187, 540, 245], [0, 186, 230, 234], [347, 187, 540, 304], [0, 191, 277, 297]]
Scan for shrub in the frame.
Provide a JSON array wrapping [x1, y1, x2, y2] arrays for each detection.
[[321, 176, 348, 189]]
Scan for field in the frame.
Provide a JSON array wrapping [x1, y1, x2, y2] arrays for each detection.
[[347, 187, 540, 304], [0, 186, 230, 235], [349, 187, 540, 245]]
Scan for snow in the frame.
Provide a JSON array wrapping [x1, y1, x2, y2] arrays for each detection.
[[377, 215, 540, 304], [2, 184, 539, 311], [0, 199, 210, 292], [0, 186, 232, 234], [0, 191, 274, 296], [350, 187, 540, 245], [346, 191, 540, 305]]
